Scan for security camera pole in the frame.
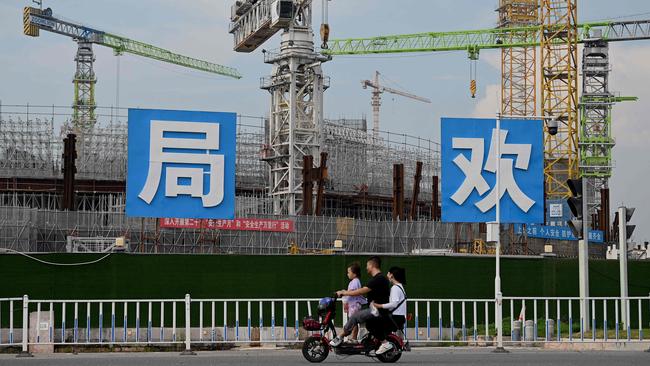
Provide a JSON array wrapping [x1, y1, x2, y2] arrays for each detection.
[[516, 115, 590, 332], [493, 114, 559, 346]]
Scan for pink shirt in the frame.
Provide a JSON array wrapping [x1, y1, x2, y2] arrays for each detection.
[[343, 278, 367, 307]]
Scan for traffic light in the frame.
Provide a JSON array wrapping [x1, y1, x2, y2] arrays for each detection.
[[566, 178, 584, 239], [613, 207, 636, 242]]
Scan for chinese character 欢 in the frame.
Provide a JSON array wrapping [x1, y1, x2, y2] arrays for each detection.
[[475, 129, 534, 213], [451, 128, 535, 214]]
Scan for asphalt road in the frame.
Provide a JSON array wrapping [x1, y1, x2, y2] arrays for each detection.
[[0, 348, 649, 366]]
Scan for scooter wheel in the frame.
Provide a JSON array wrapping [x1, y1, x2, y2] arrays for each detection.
[[376, 338, 402, 363], [302, 336, 329, 363]]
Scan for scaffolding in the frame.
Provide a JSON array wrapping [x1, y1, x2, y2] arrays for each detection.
[[0, 104, 269, 187], [540, 0, 579, 200], [0, 205, 602, 257], [0, 104, 439, 220], [498, 0, 539, 117], [323, 120, 439, 198], [0, 101, 590, 257]]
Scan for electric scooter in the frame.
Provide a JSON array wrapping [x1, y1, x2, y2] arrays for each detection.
[[301, 297, 405, 363]]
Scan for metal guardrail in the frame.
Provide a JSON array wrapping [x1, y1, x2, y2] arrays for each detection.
[[1, 295, 649, 354], [0, 297, 23, 347], [502, 296, 650, 343]]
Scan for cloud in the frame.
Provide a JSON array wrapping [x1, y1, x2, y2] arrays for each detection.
[[607, 44, 650, 241], [481, 51, 502, 71], [471, 83, 500, 118], [609, 44, 650, 148]]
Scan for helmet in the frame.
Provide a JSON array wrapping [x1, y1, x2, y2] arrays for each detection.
[[317, 297, 335, 315]]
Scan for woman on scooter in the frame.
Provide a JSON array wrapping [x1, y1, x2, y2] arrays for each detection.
[[371, 266, 407, 355]]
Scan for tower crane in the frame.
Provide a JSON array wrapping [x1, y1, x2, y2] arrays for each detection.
[[323, 17, 650, 220], [361, 71, 431, 137], [229, 0, 329, 216], [23, 6, 242, 131]]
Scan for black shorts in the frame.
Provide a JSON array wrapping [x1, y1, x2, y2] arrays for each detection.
[[391, 315, 406, 331]]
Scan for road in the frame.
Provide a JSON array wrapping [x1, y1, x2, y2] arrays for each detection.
[[0, 348, 648, 365]]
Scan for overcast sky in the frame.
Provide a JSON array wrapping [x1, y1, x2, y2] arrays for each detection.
[[1, 0, 649, 242]]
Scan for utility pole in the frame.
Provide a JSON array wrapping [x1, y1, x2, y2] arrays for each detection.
[[493, 115, 506, 353], [580, 178, 590, 332], [616, 206, 635, 332]]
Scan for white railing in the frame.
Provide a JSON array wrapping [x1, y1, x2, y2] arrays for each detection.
[[0, 297, 23, 347], [1, 295, 649, 354], [502, 296, 650, 343]]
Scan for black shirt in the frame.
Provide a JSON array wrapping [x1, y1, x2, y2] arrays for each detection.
[[365, 272, 390, 304]]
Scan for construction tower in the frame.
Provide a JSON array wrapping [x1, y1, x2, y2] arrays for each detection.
[[580, 29, 636, 237], [540, 0, 579, 200], [72, 42, 97, 131], [259, 4, 329, 215], [498, 0, 539, 117]]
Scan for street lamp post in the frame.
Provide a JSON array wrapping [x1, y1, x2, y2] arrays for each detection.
[[494, 115, 506, 352], [490, 114, 563, 350]]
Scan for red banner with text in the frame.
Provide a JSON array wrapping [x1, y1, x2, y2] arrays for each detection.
[[159, 218, 294, 233]]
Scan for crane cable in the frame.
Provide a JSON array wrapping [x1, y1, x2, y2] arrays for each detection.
[[469, 53, 478, 99], [465, 44, 480, 98]]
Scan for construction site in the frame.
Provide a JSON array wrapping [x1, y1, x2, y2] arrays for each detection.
[[1, 0, 648, 258]]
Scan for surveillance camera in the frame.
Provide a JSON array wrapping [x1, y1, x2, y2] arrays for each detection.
[[547, 119, 558, 136]]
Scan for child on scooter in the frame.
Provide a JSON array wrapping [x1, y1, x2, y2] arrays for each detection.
[[343, 262, 367, 343]]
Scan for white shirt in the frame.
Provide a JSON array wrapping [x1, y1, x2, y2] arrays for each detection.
[[382, 284, 406, 316]]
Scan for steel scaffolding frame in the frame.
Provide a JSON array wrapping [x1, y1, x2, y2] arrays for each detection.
[[498, 0, 539, 117], [540, 0, 579, 200], [72, 41, 97, 131], [0, 206, 457, 254], [0, 105, 269, 187], [260, 6, 329, 215], [0, 104, 439, 219], [0, 206, 598, 257], [581, 34, 610, 229]]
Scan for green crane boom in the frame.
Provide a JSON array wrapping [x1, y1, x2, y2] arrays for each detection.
[[323, 20, 650, 55], [23, 6, 242, 130], [103, 33, 241, 78], [24, 7, 242, 78]]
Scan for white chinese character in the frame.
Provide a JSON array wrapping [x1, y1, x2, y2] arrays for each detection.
[[475, 129, 535, 213], [450, 137, 490, 205], [451, 128, 535, 214], [138, 121, 225, 208]]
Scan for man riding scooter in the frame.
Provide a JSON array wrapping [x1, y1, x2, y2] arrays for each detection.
[[329, 256, 390, 347]]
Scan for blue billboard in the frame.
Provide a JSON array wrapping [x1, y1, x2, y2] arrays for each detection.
[[441, 118, 544, 224], [126, 109, 236, 219], [513, 224, 605, 243]]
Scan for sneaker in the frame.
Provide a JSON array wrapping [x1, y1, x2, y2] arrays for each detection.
[[376, 342, 394, 355], [404, 340, 411, 352], [329, 336, 343, 347]]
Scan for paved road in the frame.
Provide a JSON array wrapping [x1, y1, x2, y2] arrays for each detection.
[[0, 348, 648, 365]]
